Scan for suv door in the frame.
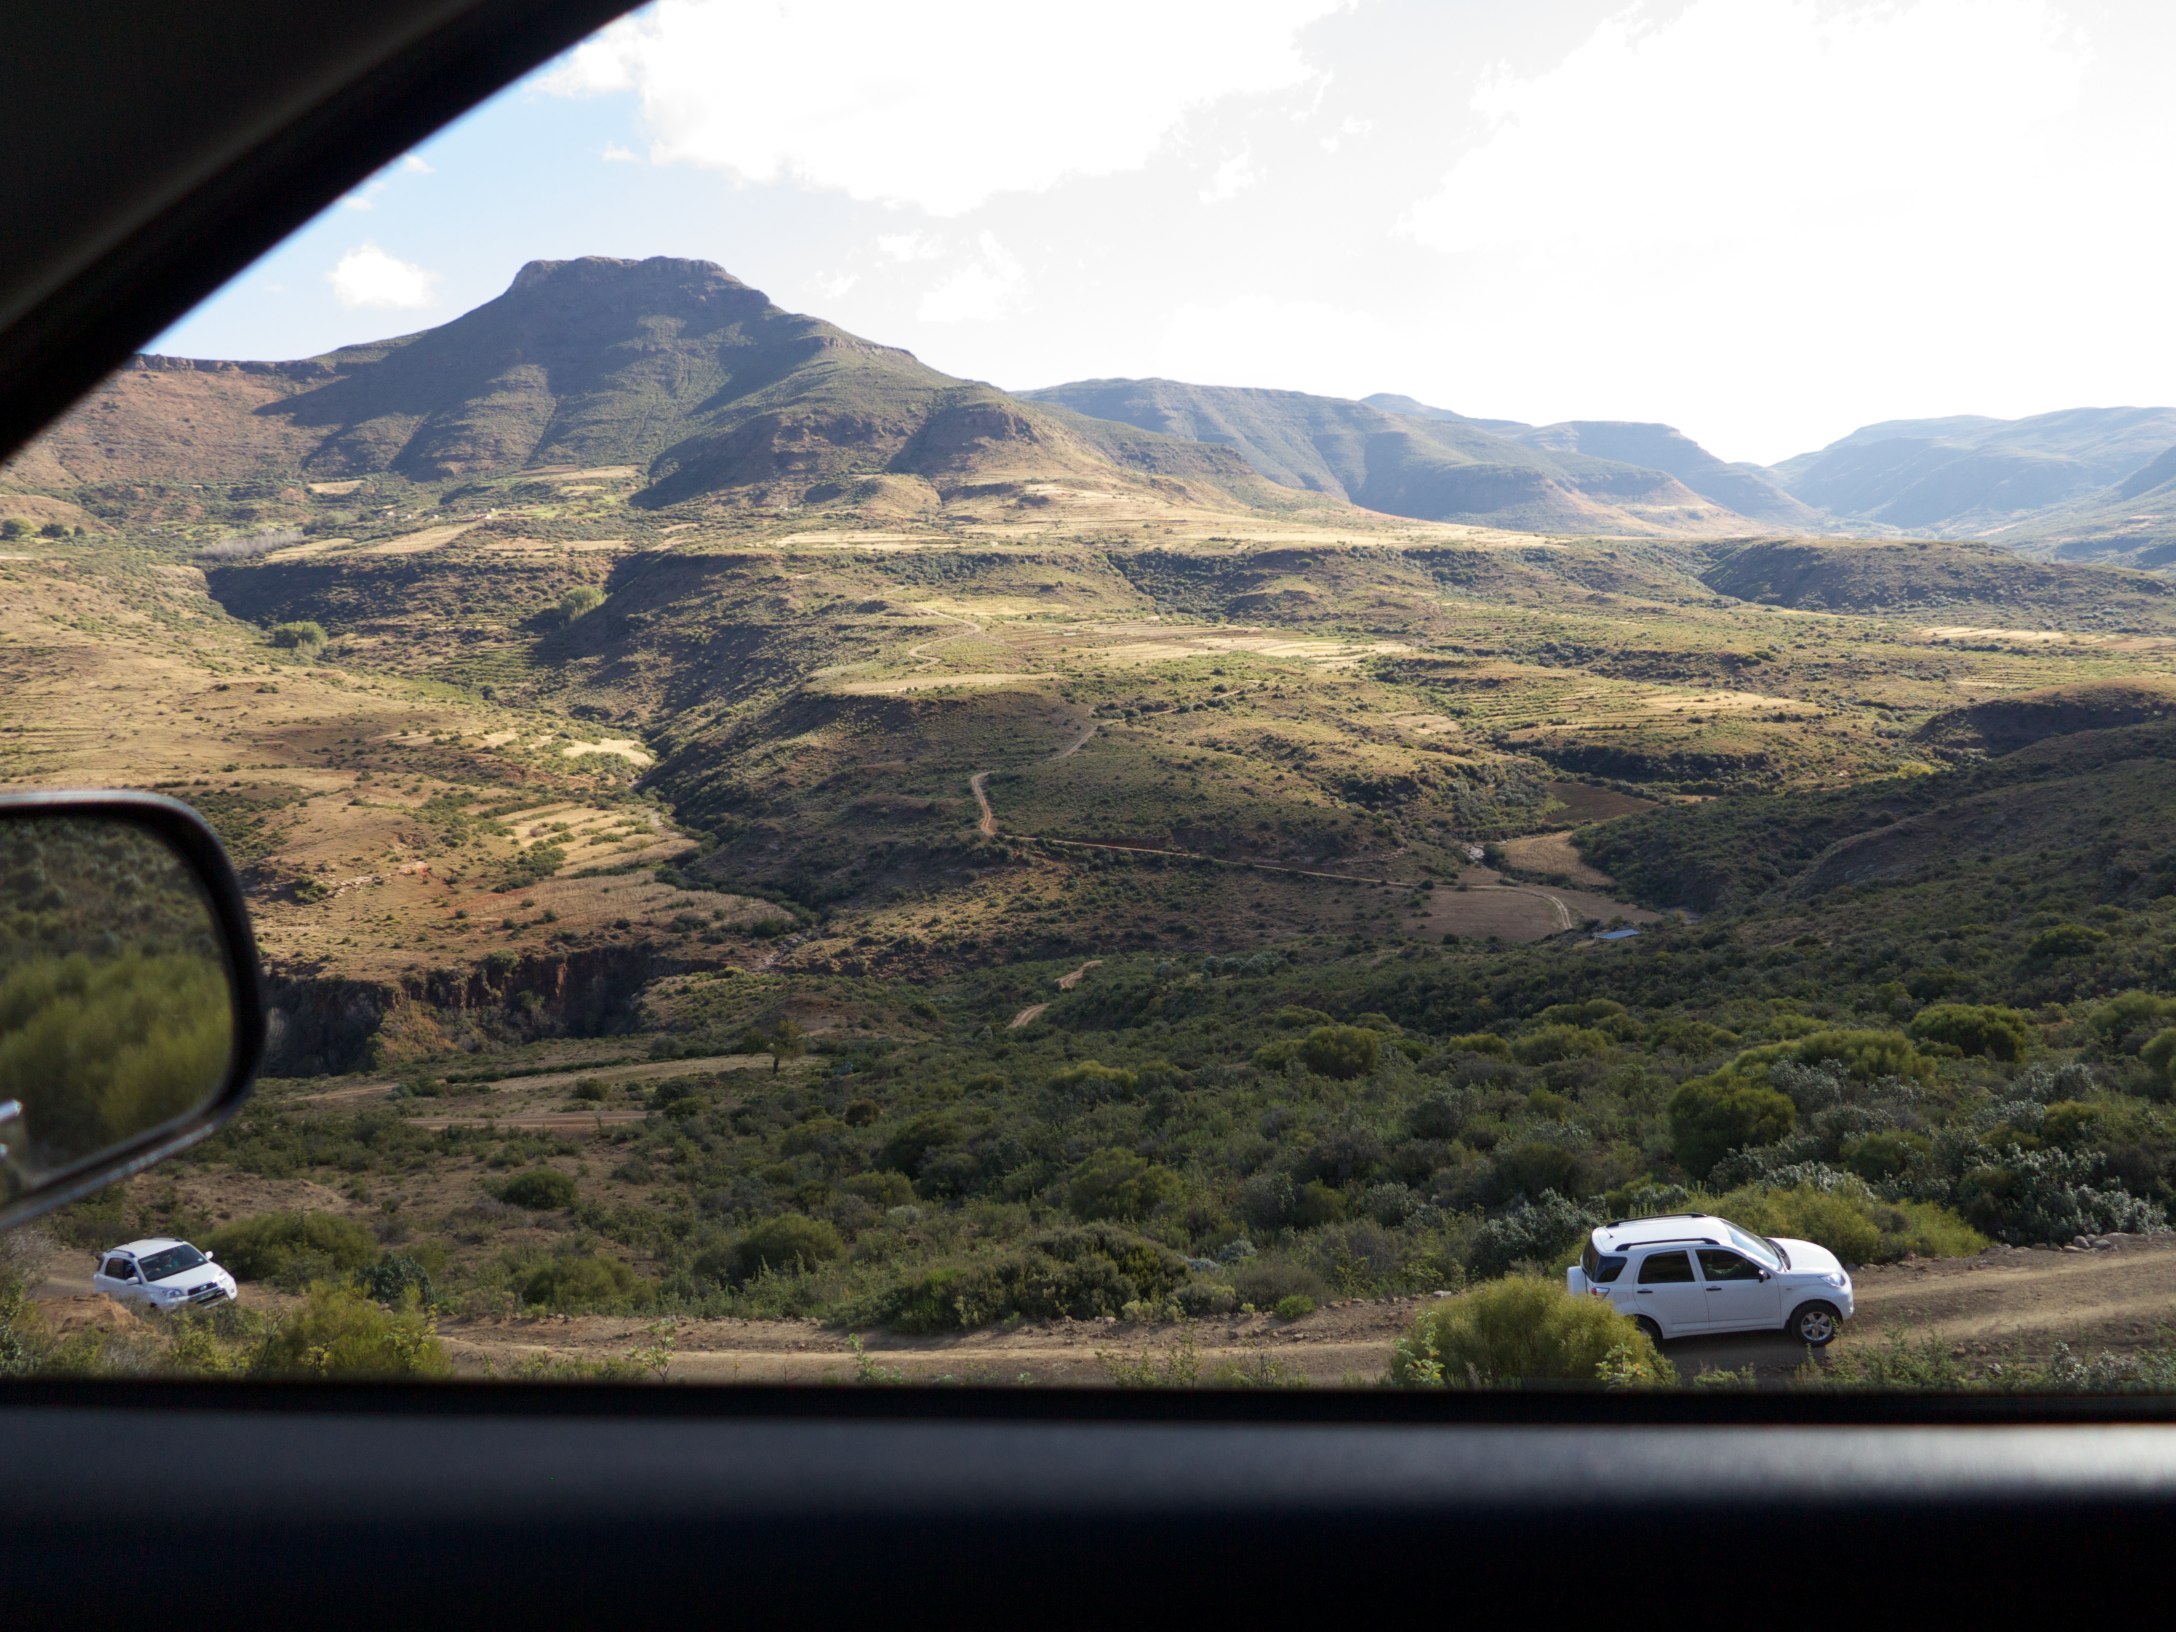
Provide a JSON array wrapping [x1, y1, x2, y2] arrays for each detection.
[[95, 1257, 143, 1304], [1629, 1249, 1705, 1335], [1697, 1249, 1782, 1332]]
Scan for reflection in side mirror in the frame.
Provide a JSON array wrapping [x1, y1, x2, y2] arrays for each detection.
[[0, 793, 263, 1229]]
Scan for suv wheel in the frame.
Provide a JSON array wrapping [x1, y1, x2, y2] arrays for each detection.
[[1633, 1316, 1663, 1346], [1787, 1302, 1840, 1346]]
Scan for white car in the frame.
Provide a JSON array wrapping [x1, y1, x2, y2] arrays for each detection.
[[1566, 1213, 1854, 1346], [92, 1238, 238, 1313]]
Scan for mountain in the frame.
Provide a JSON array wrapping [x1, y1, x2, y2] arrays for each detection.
[[1769, 407, 2176, 539], [1019, 378, 1767, 537], [1992, 442, 2176, 567], [1360, 397, 1818, 529], [7, 257, 1270, 513]]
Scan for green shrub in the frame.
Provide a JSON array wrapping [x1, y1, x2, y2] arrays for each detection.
[[1298, 1025, 1381, 1080], [571, 1078, 609, 1103], [268, 620, 327, 652], [1066, 1149, 1185, 1221], [359, 1252, 438, 1309], [1390, 1276, 1663, 1388], [1229, 1258, 1330, 1310], [520, 1253, 650, 1313], [559, 585, 606, 619], [251, 1284, 449, 1378], [1046, 1060, 1138, 1103], [1513, 1024, 1614, 1065], [730, 1214, 844, 1283], [1839, 1130, 1930, 1183], [1290, 1179, 1347, 1227], [1909, 1003, 2031, 1062], [1439, 1032, 1510, 1058], [1273, 1294, 1315, 1321], [875, 1111, 962, 1176], [1270, 1006, 1334, 1029], [2142, 1029, 2176, 1082], [204, 1212, 379, 1289], [498, 1168, 577, 1210], [1668, 1077, 1797, 1179], [872, 1225, 1187, 1333], [2025, 923, 2107, 963]]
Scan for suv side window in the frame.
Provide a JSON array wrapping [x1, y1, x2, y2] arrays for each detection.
[[1698, 1250, 1763, 1282], [104, 1258, 135, 1280], [1637, 1250, 1695, 1285]]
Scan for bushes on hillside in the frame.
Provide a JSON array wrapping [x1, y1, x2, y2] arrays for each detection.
[[727, 1214, 843, 1284], [1390, 1277, 1663, 1388], [868, 1224, 1186, 1333], [1910, 1003, 2032, 1062], [1668, 1077, 1797, 1179], [1066, 1149, 1184, 1222], [498, 1169, 577, 1210], [1955, 1146, 2168, 1244], [251, 1284, 449, 1378], [268, 620, 327, 654], [519, 1253, 651, 1313], [1253, 1025, 1382, 1080], [204, 1212, 379, 1289]]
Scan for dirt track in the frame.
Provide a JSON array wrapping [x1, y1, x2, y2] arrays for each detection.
[[425, 1236, 2176, 1387]]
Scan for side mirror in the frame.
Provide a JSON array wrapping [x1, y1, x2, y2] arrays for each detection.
[[0, 791, 263, 1231]]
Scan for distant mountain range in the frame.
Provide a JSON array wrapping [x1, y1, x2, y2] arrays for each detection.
[[1766, 408, 2176, 563], [7, 254, 2175, 559], [1019, 379, 1807, 536]]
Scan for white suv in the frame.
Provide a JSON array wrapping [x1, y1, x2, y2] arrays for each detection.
[[92, 1238, 238, 1313], [1566, 1214, 1854, 1346]]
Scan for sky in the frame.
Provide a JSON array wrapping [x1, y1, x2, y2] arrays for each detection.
[[154, 0, 2176, 467]]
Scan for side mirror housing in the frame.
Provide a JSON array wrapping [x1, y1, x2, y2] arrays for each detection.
[[0, 791, 264, 1230]]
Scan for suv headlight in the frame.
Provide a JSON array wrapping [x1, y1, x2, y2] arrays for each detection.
[[1823, 1271, 1847, 1288]]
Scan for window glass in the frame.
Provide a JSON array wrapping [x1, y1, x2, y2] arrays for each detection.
[[1637, 1252, 1696, 1286], [1699, 1251, 1763, 1282], [7, 0, 2176, 1395]]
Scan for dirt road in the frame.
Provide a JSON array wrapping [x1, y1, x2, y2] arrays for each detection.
[[428, 1237, 2176, 1387]]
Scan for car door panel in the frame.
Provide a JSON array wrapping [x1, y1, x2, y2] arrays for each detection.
[[1630, 1250, 1706, 1334], [1698, 1250, 1783, 1331]]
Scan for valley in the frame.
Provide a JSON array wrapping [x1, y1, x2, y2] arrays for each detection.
[[11, 257, 2176, 1386]]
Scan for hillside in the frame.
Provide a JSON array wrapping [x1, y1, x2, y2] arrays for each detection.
[[1770, 406, 2176, 539], [1699, 537, 2176, 632], [2, 258, 1268, 518], [1914, 679, 2176, 759], [1362, 395, 1819, 529], [1997, 443, 2176, 567], [1019, 378, 1764, 537]]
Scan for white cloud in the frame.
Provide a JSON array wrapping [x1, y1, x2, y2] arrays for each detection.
[[816, 271, 860, 299], [601, 141, 639, 163], [543, 0, 1346, 215], [327, 244, 442, 310], [400, 154, 435, 174], [1200, 149, 1258, 204], [1393, 0, 2176, 461], [1152, 295, 1394, 394], [917, 234, 1025, 324], [877, 232, 943, 263], [338, 193, 374, 212]]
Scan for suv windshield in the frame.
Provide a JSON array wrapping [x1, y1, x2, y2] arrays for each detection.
[[135, 1246, 207, 1283], [5, 0, 2174, 1397], [1723, 1227, 1783, 1272]]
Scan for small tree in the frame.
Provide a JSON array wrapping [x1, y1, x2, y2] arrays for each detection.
[[559, 585, 606, 620], [0, 518, 25, 540], [768, 1017, 806, 1075], [269, 620, 328, 654]]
